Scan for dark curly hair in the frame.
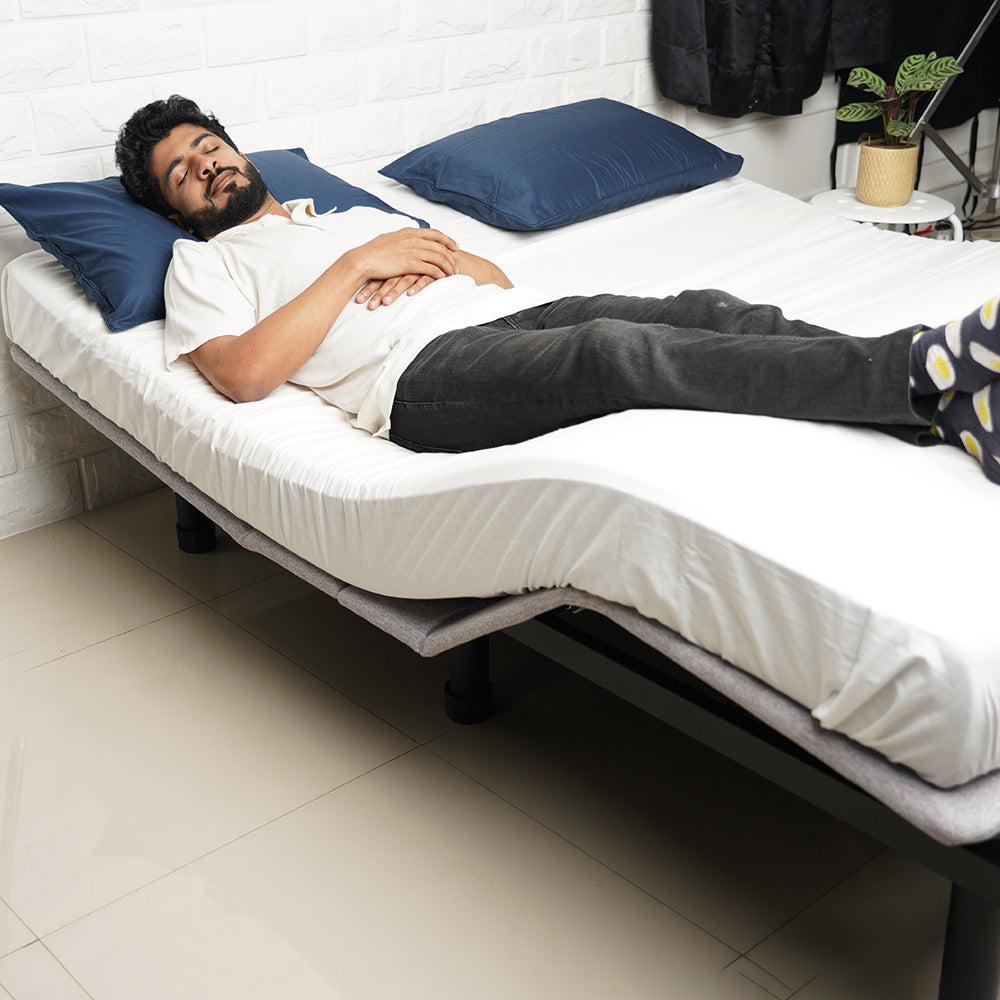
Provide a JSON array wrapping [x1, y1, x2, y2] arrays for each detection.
[[115, 95, 239, 216]]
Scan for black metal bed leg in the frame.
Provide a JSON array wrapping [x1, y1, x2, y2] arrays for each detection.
[[174, 493, 217, 553], [938, 882, 1000, 1000], [444, 636, 492, 724]]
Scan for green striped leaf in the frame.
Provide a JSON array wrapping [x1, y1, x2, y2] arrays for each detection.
[[886, 119, 915, 138], [846, 67, 887, 97], [895, 52, 963, 92], [836, 101, 883, 123], [894, 53, 930, 92], [923, 55, 963, 87]]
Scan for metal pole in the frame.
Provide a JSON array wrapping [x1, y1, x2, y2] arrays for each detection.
[[905, 0, 1000, 215], [911, 0, 1000, 142]]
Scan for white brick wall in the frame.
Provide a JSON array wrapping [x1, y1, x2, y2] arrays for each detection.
[[0, 0, 986, 538]]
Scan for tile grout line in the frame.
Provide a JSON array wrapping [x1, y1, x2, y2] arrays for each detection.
[[39, 940, 96, 1000], [733, 846, 890, 959], [204, 592, 446, 747], [31, 743, 426, 947], [70, 504, 285, 611], [785, 974, 820, 998], [420, 740, 739, 956], [733, 967, 788, 999], [420, 714, 891, 995], [17, 605, 196, 675], [0, 938, 96, 1000], [719, 846, 893, 996], [70, 512, 204, 598], [2, 515, 199, 676], [68, 502, 472, 748], [728, 954, 795, 999], [36, 516, 433, 746]]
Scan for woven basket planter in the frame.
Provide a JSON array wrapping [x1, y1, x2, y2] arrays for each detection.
[[856, 140, 919, 207]]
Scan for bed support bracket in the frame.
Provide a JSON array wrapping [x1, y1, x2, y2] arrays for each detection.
[[444, 636, 492, 724], [174, 493, 217, 553], [938, 882, 1000, 1000]]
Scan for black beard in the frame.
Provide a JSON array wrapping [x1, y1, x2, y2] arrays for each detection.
[[180, 159, 270, 240]]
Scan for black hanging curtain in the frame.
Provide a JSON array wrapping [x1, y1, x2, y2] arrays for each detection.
[[834, 0, 1000, 144], [651, 0, 894, 118], [652, 0, 1000, 126]]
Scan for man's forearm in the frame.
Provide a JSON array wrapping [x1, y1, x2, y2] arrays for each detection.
[[187, 227, 460, 403], [189, 253, 369, 402]]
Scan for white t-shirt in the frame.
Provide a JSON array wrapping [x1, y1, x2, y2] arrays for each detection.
[[163, 200, 548, 436]]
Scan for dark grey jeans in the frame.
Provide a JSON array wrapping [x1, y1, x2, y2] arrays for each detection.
[[389, 290, 932, 453]]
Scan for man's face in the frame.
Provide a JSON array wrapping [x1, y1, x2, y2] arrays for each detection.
[[149, 122, 269, 240]]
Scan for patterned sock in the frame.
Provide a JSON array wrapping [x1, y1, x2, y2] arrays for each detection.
[[910, 295, 1000, 395], [933, 384, 1000, 484]]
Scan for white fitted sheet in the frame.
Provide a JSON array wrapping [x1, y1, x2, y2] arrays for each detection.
[[4, 176, 1000, 788]]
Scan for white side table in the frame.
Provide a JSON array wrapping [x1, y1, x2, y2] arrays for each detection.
[[810, 188, 963, 241]]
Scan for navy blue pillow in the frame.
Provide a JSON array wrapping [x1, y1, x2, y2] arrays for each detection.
[[0, 149, 425, 332], [380, 99, 743, 231]]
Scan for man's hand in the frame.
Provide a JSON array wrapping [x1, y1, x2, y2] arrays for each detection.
[[345, 227, 459, 286], [352, 236, 514, 310], [344, 228, 458, 309], [355, 273, 435, 309]]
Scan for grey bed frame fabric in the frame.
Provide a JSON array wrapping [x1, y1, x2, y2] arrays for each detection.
[[11, 339, 1000, 999]]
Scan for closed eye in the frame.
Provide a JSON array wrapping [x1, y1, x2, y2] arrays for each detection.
[[163, 135, 224, 190], [176, 144, 221, 187]]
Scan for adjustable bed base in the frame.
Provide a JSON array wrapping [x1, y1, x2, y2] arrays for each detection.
[[7, 169, 1000, 998], [10, 338, 1000, 1000]]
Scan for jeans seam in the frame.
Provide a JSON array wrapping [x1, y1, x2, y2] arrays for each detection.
[[388, 429, 461, 454]]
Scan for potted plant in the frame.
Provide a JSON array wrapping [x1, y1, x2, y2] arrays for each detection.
[[836, 52, 963, 207]]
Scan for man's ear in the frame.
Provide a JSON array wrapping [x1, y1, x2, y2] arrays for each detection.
[[167, 212, 198, 237]]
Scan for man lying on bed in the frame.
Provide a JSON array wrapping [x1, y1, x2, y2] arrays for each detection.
[[116, 95, 1000, 485]]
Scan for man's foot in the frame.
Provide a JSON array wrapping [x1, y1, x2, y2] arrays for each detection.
[[911, 296, 1000, 394], [933, 383, 1000, 484]]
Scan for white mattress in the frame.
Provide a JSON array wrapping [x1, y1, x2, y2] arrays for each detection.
[[4, 176, 1000, 789]]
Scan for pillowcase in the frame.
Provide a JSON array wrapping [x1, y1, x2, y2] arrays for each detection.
[[0, 148, 425, 332], [380, 98, 743, 231]]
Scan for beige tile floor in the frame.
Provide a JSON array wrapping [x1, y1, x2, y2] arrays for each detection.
[[0, 488, 966, 998]]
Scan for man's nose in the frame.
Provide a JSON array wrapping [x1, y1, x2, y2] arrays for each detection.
[[196, 152, 217, 177]]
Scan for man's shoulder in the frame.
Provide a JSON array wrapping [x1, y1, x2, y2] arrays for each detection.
[[171, 234, 215, 259], [169, 224, 255, 265], [166, 233, 232, 296]]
